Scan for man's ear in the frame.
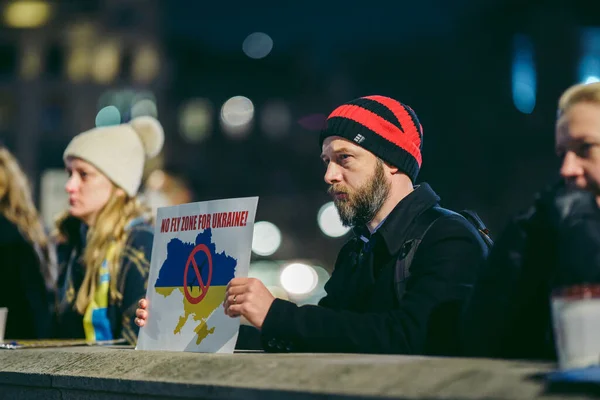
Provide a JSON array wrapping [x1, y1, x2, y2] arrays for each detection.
[[382, 160, 399, 175], [115, 187, 127, 198]]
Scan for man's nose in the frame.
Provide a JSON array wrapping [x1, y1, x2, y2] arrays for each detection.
[[560, 151, 584, 180], [324, 163, 342, 185]]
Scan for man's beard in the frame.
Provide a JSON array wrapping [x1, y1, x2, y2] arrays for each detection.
[[328, 160, 391, 228]]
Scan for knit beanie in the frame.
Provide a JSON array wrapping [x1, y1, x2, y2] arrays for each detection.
[[63, 116, 164, 197], [319, 95, 423, 182]]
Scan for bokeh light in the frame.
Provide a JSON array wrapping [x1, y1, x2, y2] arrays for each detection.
[[220, 96, 254, 138], [133, 43, 160, 83], [179, 98, 213, 143], [317, 201, 350, 238], [252, 221, 282, 256], [280, 263, 318, 295], [91, 40, 120, 84], [242, 32, 273, 59], [248, 260, 281, 287], [4, 1, 51, 28], [95, 105, 121, 127], [260, 100, 291, 138], [131, 99, 158, 119]]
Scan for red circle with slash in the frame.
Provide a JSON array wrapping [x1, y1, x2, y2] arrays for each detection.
[[183, 244, 213, 304]]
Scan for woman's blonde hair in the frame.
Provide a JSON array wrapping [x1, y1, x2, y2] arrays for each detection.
[[558, 82, 600, 118], [54, 187, 152, 315], [0, 147, 54, 287]]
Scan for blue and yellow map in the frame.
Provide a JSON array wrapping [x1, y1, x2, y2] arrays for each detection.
[[154, 229, 237, 344]]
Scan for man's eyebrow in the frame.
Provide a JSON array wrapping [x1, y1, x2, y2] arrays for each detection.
[[321, 147, 357, 159], [332, 147, 355, 154]]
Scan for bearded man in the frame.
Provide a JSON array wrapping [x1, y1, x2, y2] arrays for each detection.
[[137, 95, 488, 355]]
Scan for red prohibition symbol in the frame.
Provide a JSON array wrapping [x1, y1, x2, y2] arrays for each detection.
[[183, 244, 213, 304]]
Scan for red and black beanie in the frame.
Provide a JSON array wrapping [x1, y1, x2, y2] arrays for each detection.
[[319, 95, 423, 182]]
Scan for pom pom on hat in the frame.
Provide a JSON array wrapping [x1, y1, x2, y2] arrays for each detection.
[[129, 116, 164, 158]]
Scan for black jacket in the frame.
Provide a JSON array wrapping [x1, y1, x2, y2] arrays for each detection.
[[260, 183, 488, 354], [461, 183, 600, 360], [0, 215, 53, 339]]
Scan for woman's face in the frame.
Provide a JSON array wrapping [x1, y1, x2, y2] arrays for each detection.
[[64, 157, 114, 226]]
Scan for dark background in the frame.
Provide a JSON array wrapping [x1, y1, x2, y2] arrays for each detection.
[[1, 0, 598, 271]]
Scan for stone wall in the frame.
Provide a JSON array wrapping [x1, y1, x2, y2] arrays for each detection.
[[0, 346, 596, 399]]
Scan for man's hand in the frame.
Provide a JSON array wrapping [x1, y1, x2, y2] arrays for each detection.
[[135, 298, 148, 327], [223, 278, 275, 330]]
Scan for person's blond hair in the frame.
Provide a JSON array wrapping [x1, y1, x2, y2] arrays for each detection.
[[558, 82, 600, 118], [54, 188, 152, 315], [0, 147, 54, 287]]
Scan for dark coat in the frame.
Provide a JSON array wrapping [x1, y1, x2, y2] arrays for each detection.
[[0, 215, 53, 339], [260, 183, 488, 354], [461, 182, 600, 360]]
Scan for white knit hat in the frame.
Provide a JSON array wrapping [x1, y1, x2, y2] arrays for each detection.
[[63, 116, 164, 197]]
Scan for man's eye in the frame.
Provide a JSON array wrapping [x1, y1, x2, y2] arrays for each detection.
[[576, 143, 594, 158]]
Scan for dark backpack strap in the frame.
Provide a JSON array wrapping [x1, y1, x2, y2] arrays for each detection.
[[394, 207, 454, 298], [458, 210, 494, 248]]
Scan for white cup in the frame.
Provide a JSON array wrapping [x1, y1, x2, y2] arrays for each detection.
[[0, 308, 7, 342], [552, 285, 600, 370]]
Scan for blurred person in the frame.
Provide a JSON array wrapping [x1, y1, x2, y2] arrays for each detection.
[[53, 116, 163, 345], [142, 168, 194, 214], [137, 95, 489, 355], [0, 147, 55, 339], [462, 82, 600, 359]]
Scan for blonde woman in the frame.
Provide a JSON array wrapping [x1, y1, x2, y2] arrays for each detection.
[[0, 147, 55, 339], [53, 116, 163, 345]]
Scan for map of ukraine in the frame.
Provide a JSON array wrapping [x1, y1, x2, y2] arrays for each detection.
[[154, 228, 237, 344]]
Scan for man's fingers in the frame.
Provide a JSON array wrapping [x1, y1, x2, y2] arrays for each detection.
[[223, 293, 244, 311], [135, 317, 146, 327], [227, 278, 249, 289], [136, 309, 148, 319], [228, 293, 244, 306], [225, 286, 245, 299], [224, 285, 247, 306], [226, 304, 243, 317], [139, 298, 148, 309]]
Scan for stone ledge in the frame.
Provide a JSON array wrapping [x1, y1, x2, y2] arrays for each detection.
[[0, 346, 597, 399]]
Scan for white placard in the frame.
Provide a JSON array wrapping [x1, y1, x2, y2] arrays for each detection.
[[136, 196, 259, 353]]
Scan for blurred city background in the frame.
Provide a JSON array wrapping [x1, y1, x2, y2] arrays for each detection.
[[0, 0, 597, 302]]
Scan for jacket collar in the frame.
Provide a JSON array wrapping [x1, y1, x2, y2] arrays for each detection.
[[353, 183, 440, 255]]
